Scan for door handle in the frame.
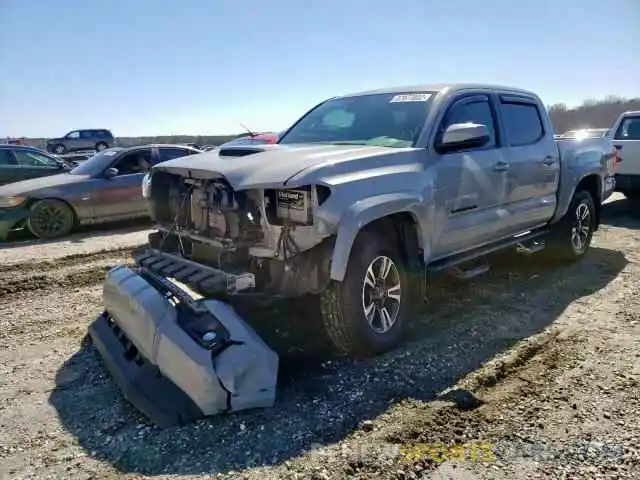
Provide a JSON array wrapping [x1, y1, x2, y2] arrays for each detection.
[[492, 161, 510, 172], [614, 144, 623, 150], [542, 156, 556, 166]]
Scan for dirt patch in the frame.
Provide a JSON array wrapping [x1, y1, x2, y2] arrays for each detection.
[[0, 196, 639, 479]]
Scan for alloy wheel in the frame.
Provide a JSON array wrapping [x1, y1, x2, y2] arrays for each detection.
[[361, 255, 402, 334]]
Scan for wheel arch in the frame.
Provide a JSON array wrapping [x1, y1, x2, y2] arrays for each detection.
[[329, 194, 424, 281], [553, 173, 602, 229], [29, 196, 79, 225]]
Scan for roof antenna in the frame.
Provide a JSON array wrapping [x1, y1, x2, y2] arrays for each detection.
[[240, 122, 256, 137]]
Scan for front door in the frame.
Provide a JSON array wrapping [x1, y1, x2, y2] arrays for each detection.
[[91, 148, 155, 220], [431, 94, 509, 259]]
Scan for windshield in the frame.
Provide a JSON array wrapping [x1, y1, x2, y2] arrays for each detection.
[[69, 148, 122, 176], [278, 92, 435, 148]]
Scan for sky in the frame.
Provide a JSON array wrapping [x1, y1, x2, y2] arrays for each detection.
[[1, 0, 639, 138]]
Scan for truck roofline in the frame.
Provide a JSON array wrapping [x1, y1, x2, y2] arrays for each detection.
[[336, 83, 539, 99]]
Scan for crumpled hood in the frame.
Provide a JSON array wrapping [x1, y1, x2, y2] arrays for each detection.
[[0, 173, 86, 197], [153, 143, 418, 189]]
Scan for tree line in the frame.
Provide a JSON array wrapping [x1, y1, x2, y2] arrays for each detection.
[[17, 96, 640, 149]]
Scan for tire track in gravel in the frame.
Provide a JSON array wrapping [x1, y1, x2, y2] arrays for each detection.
[[0, 252, 135, 299], [0, 245, 140, 276]]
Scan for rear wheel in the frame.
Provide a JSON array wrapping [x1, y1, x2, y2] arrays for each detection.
[[320, 229, 408, 357], [544, 190, 596, 262], [26, 199, 75, 239], [95, 142, 108, 151]]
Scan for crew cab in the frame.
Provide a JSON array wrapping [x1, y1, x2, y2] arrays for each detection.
[[610, 111, 640, 200], [131, 83, 616, 358]]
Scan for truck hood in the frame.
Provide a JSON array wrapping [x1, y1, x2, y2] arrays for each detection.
[[0, 173, 87, 197], [153, 143, 420, 189]]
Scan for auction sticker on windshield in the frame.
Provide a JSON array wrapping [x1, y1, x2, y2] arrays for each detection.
[[390, 93, 432, 103]]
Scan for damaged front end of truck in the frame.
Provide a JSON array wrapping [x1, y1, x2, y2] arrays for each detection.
[[89, 145, 341, 427]]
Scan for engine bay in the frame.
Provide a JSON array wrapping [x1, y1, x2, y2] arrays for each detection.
[[145, 171, 333, 296]]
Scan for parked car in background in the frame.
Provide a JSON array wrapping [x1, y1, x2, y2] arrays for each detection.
[[219, 132, 279, 147], [0, 144, 200, 240], [46, 129, 115, 154], [558, 128, 609, 139], [610, 111, 640, 200], [0, 144, 73, 186]]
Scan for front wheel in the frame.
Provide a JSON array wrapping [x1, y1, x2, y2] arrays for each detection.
[[320, 229, 408, 357], [26, 199, 75, 239], [544, 190, 596, 262]]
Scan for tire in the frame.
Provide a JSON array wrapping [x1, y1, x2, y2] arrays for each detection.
[[26, 199, 75, 239], [95, 142, 108, 151], [320, 228, 409, 357], [544, 190, 596, 262], [53, 144, 66, 154]]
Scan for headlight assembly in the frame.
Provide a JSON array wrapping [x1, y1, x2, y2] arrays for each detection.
[[0, 196, 27, 208]]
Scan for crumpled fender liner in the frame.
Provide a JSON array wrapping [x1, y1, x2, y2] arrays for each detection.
[[88, 265, 279, 427]]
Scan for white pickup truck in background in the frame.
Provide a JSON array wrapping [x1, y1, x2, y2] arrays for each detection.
[[611, 111, 640, 200]]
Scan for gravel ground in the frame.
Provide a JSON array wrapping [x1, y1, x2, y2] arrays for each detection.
[[0, 194, 639, 479]]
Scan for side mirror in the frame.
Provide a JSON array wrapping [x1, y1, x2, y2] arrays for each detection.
[[104, 167, 119, 178], [439, 122, 490, 152]]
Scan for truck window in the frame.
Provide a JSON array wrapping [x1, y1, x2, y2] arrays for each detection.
[[500, 102, 544, 146], [441, 97, 497, 148], [615, 117, 640, 140]]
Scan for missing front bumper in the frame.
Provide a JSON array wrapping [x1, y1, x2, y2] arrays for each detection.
[[88, 265, 278, 428]]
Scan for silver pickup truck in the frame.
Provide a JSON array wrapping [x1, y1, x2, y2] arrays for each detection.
[[89, 83, 616, 426]]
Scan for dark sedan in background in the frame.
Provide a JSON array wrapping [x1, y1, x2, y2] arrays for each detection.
[[0, 144, 199, 240], [0, 144, 75, 186]]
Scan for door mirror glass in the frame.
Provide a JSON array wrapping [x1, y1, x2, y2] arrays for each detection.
[[104, 167, 119, 178], [439, 122, 490, 151]]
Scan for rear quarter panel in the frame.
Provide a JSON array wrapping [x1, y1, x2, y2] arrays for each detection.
[[551, 137, 611, 223]]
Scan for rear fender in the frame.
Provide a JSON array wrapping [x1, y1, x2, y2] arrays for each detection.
[[552, 171, 603, 225], [329, 193, 423, 281]]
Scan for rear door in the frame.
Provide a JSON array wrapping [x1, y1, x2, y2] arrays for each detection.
[[431, 93, 510, 258], [91, 147, 156, 219], [78, 130, 96, 150], [613, 115, 640, 179], [496, 95, 559, 234]]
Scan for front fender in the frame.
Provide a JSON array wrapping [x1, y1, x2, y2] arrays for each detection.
[[329, 193, 422, 281]]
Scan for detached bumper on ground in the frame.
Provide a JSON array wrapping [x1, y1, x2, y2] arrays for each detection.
[[88, 264, 279, 428]]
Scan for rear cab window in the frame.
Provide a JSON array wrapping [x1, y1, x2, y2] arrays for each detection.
[[498, 96, 545, 146], [614, 116, 640, 140]]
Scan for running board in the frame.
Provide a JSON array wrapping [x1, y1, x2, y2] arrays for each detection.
[[448, 264, 490, 280], [427, 228, 550, 273]]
